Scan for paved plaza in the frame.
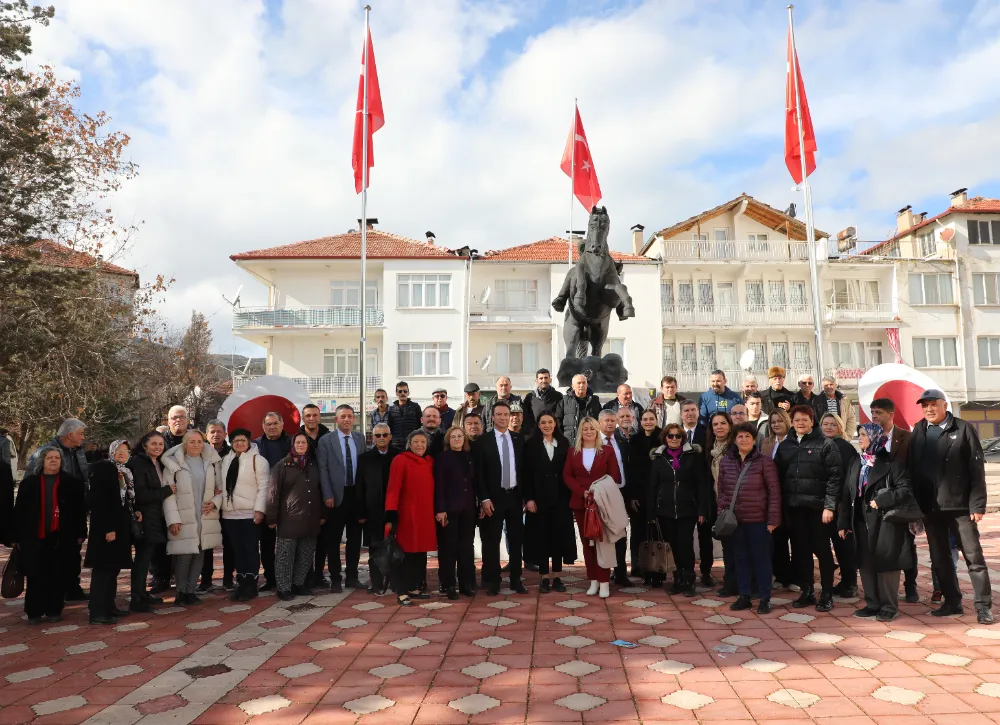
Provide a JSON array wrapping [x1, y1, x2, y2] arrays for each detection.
[[3, 520, 1000, 724]]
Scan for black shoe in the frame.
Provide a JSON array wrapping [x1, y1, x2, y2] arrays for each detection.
[[292, 584, 314, 596], [730, 595, 752, 611], [668, 580, 686, 595], [345, 578, 364, 589], [854, 607, 879, 618], [614, 572, 631, 587], [149, 580, 169, 595], [793, 589, 816, 608], [501, 563, 511, 573], [757, 600, 772, 615], [111, 606, 130, 617], [186, 594, 203, 605], [259, 580, 276, 592], [27, 617, 42, 625], [130, 598, 153, 614], [486, 583, 500, 596], [459, 587, 475, 597], [438, 584, 447, 595], [196, 580, 213, 593], [815, 591, 833, 613], [930, 602, 965, 617], [702, 573, 717, 587], [524, 563, 540, 573], [143, 592, 164, 604], [223, 579, 234, 591], [682, 583, 698, 598], [172, 596, 186, 607], [65, 588, 88, 602], [834, 584, 858, 598], [89, 615, 115, 625], [44, 614, 62, 623], [447, 588, 459, 600], [540, 578, 551, 594], [329, 580, 343, 593], [552, 578, 566, 593], [978, 608, 997, 625], [876, 609, 898, 622], [314, 575, 331, 588], [510, 579, 528, 594], [716, 587, 735, 598], [904, 587, 920, 604], [277, 590, 295, 601]]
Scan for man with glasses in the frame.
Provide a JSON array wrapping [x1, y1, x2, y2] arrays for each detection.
[[431, 388, 455, 429], [793, 374, 818, 411], [387, 381, 422, 449], [163, 405, 190, 450], [253, 412, 290, 591], [356, 423, 398, 594]]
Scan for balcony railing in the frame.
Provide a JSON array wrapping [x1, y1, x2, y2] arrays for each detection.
[[233, 374, 381, 397], [662, 304, 813, 326], [468, 302, 552, 324], [660, 239, 810, 262], [233, 306, 385, 329], [823, 302, 893, 323]]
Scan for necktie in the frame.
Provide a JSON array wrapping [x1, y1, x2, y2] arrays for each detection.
[[688, 429, 694, 445], [501, 433, 512, 490], [344, 434, 354, 487]]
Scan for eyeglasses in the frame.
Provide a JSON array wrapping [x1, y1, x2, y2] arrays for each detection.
[[665, 433, 684, 440], [801, 381, 814, 386], [433, 394, 446, 398], [373, 433, 390, 438], [396, 389, 408, 395]]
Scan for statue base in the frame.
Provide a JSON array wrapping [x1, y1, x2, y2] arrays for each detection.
[[556, 353, 628, 393]]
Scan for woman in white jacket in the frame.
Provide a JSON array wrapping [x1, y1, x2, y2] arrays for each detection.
[[162, 430, 223, 605], [219, 428, 269, 601]]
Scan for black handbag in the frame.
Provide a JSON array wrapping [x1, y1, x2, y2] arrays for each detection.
[[127, 499, 144, 541], [372, 532, 405, 573], [882, 493, 923, 523], [712, 462, 752, 540], [2, 546, 24, 599]]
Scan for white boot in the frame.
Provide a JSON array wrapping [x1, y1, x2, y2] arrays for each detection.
[[586, 580, 599, 596], [599, 582, 611, 599]]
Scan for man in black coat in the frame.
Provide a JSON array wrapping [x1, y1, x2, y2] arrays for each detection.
[[760, 366, 795, 416], [254, 412, 291, 591], [602, 384, 644, 436], [909, 389, 994, 624], [679, 400, 712, 585], [387, 381, 422, 448], [419, 406, 445, 457], [298, 404, 331, 586], [599, 409, 638, 585], [521, 368, 563, 438], [473, 401, 530, 596], [356, 423, 399, 594], [554, 374, 603, 443]]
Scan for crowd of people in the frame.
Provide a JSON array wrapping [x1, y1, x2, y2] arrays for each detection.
[[3, 364, 993, 626]]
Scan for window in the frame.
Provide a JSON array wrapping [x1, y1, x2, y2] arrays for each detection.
[[608, 338, 625, 362], [792, 342, 811, 368], [680, 343, 697, 373], [746, 280, 765, 310], [860, 341, 883, 368], [771, 342, 789, 370], [831, 279, 880, 306], [494, 279, 537, 310], [719, 343, 738, 371], [324, 347, 378, 375], [748, 233, 768, 253], [678, 282, 694, 310], [979, 337, 1000, 367], [885, 241, 901, 258], [660, 282, 673, 308], [397, 343, 451, 376], [973, 273, 1000, 305], [909, 273, 953, 305], [917, 232, 936, 257], [912, 337, 958, 368], [717, 282, 736, 321], [968, 219, 1000, 245], [832, 341, 883, 369], [697, 279, 714, 308], [830, 342, 853, 368], [699, 343, 716, 372], [496, 342, 538, 374], [768, 281, 786, 308], [714, 228, 729, 241], [330, 280, 377, 307], [662, 343, 677, 373], [749, 342, 767, 373], [789, 280, 807, 309], [692, 233, 707, 241], [397, 274, 451, 308]]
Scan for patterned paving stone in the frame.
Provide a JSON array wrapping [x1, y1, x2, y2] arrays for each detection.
[[154, 606, 186, 615], [649, 659, 694, 675], [769, 596, 793, 605], [219, 604, 251, 613], [66, 641, 108, 655], [115, 622, 150, 632], [461, 662, 507, 679], [449, 693, 501, 715], [967, 628, 1000, 640], [705, 614, 742, 625], [344, 694, 395, 715], [473, 635, 512, 649], [872, 685, 925, 705], [555, 599, 587, 609], [555, 635, 596, 648], [420, 601, 452, 610], [556, 660, 601, 676], [639, 635, 679, 648], [42, 624, 79, 634], [619, 586, 649, 594], [662, 689, 714, 710], [555, 692, 607, 711], [804, 632, 844, 644], [406, 617, 442, 628], [623, 599, 656, 608], [308, 638, 346, 650], [886, 630, 925, 643], [742, 658, 787, 673], [479, 616, 516, 627], [556, 615, 592, 626], [6, 667, 53, 683], [259, 618, 294, 629], [926, 652, 972, 667], [369, 663, 415, 679], [487, 600, 519, 609], [0, 643, 27, 656], [976, 682, 1000, 698], [331, 617, 368, 629], [834, 655, 880, 671], [147, 639, 186, 652], [32, 695, 87, 717], [135, 694, 187, 716], [352, 601, 384, 611], [97, 664, 144, 681], [186, 619, 222, 630], [239, 695, 291, 716], [631, 615, 666, 625], [226, 637, 267, 651], [692, 598, 724, 608], [780, 612, 815, 623], [389, 636, 429, 650], [722, 634, 761, 647], [768, 688, 821, 709], [278, 662, 323, 679]]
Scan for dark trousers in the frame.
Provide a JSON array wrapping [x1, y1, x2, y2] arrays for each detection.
[[903, 531, 918, 590], [771, 522, 793, 585], [855, 510, 900, 614], [131, 539, 155, 598], [222, 519, 261, 576], [616, 501, 647, 575], [562, 507, 578, 564], [535, 504, 568, 576], [89, 567, 120, 617], [65, 539, 84, 593], [150, 543, 170, 584], [787, 506, 835, 592], [202, 524, 235, 585], [480, 488, 523, 585], [260, 515, 276, 584], [437, 509, 476, 591], [323, 487, 363, 582], [925, 509, 992, 609], [832, 530, 858, 588], [367, 521, 387, 591], [393, 551, 427, 595], [733, 523, 773, 600], [522, 510, 538, 566], [697, 513, 715, 576], [658, 516, 696, 578], [722, 538, 738, 592], [24, 538, 66, 619]]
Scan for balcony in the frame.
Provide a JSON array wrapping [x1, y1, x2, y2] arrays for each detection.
[[662, 304, 813, 326], [660, 239, 810, 262], [823, 302, 894, 324], [468, 302, 552, 326], [233, 374, 381, 397], [233, 306, 385, 329]]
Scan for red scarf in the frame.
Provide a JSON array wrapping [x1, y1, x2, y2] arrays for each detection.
[[38, 473, 60, 538]]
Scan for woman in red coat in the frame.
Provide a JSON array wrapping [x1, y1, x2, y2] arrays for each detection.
[[385, 429, 436, 606], [563, 416, 621, 597]]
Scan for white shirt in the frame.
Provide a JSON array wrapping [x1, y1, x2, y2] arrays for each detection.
[[883, 426, 894, 452], [542, 438, 557, 461], [683, 425, 698, 445], [494, 428, 517, 488], [602, 434, 626, 489], [339, 431, 358, 485], [771, 435, 786, 459], [582, 447, 597, 472]]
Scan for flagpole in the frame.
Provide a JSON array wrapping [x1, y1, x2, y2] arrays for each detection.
[[788, 4, 826, 383], [360, 4, 371, 439], [568, 98, 577, 266]]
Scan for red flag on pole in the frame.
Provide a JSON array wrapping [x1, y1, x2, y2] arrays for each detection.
[[784, 27, 816, 185], [560, 107, 602, 211], [353, 27, 384, 194]]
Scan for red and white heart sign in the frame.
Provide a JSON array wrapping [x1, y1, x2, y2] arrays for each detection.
[[857, 363, 951, 431]]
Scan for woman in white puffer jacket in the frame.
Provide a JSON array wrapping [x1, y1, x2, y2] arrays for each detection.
[[162, 430, 223, 606], [219, 428, 270, 601]]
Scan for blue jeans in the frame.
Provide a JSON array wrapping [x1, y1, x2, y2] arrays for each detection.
[[733, 522, 773, 600]]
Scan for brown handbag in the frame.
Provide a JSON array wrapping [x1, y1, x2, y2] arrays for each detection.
[[641, 521, 675, 575]]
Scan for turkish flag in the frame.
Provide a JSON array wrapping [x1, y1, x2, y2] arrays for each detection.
[[560, 107, 602, 212], [784, 27, 816, 185], [353, 26, 384, 194]]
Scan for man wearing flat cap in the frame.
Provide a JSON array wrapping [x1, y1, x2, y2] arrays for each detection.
[[909, 389, 994, 624], [431, 388, 455, 429], [453, 383, 484, 429]]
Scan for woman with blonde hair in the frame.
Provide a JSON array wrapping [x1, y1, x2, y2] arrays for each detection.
[[434, 426, 477, 599], [760, 409, 792, 459]]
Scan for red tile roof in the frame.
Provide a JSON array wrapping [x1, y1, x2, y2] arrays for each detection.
[[15, 241, 138, 278], [230, 230, 457, 261], [863, 196, 1000, 254], [479, 237, 652, 263]]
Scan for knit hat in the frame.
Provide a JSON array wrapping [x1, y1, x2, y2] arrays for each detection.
[[768, 366, 786, 378]]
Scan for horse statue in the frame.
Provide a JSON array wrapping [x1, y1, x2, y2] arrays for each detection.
[[551, 206, 635, 360]]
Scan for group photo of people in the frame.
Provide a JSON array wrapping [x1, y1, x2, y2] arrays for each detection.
[[2, 364, 993, 628]]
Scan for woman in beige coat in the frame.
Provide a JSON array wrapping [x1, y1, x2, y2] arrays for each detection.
[[162, 430, 223, 605]]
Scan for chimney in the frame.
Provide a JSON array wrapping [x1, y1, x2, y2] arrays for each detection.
[[425, 231, 436, 245], [356, 217, 378, 231], [915, 211, 928, 224], [630, 224, 646, 255], [950, 188, 968, 207], [896, 205, 914, 234]]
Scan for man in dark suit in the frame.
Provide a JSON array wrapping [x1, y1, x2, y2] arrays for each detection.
[[597, 409, 632, 586], [356, 423, 399, 595], [680, 400, 707, 448], [473, 401, 531, 595], [317, 404, 368, 592], [680, 400, 713, 585]]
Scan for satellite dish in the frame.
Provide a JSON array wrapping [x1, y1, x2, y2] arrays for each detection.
[[222, 284, 243, 309], [480, 355, 492, 371], [939, 228, 955, 242], [739, 348, 756, 371], [480, 286, 492, 305]]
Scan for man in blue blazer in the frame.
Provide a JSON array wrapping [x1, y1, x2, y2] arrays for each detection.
[[318, 404, 368, 592]]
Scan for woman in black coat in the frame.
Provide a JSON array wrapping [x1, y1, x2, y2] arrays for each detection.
[[11, 447, 88, 624], [820, 413, 860, 598], [126, 431, 173, 612], [837, 424, 916, 622], [433, 427, 478, 600], [85, 459, 134, 624], [630, 410, 662, 584], [523, 412, 571, 594]]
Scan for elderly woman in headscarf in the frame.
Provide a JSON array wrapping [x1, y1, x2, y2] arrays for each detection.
[[837, 423, 916, 623], [219, 428, 269, 601]]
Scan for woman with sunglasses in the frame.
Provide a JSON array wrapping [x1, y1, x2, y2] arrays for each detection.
[[706, 412, 737, 596], [357, 423, 399, 595], [630, 410, 662, 585], [647, 423, 710, 596]]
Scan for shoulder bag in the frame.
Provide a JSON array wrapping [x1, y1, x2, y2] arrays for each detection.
[[583, 494, 603, 541], [641, 520, 675, 575], [712, 459, 753, 540], [2, 546, 24, 599]]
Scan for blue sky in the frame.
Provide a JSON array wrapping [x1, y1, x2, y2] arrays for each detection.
[[26, 0, 1000, 353]]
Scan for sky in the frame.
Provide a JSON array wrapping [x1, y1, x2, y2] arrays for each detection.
[[24, 0, 1000, 357]]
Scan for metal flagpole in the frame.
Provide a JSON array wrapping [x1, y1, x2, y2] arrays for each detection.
[[359, 4, 371, 438], [568, 99, 577, 266], [788, 5, 826, 382]]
